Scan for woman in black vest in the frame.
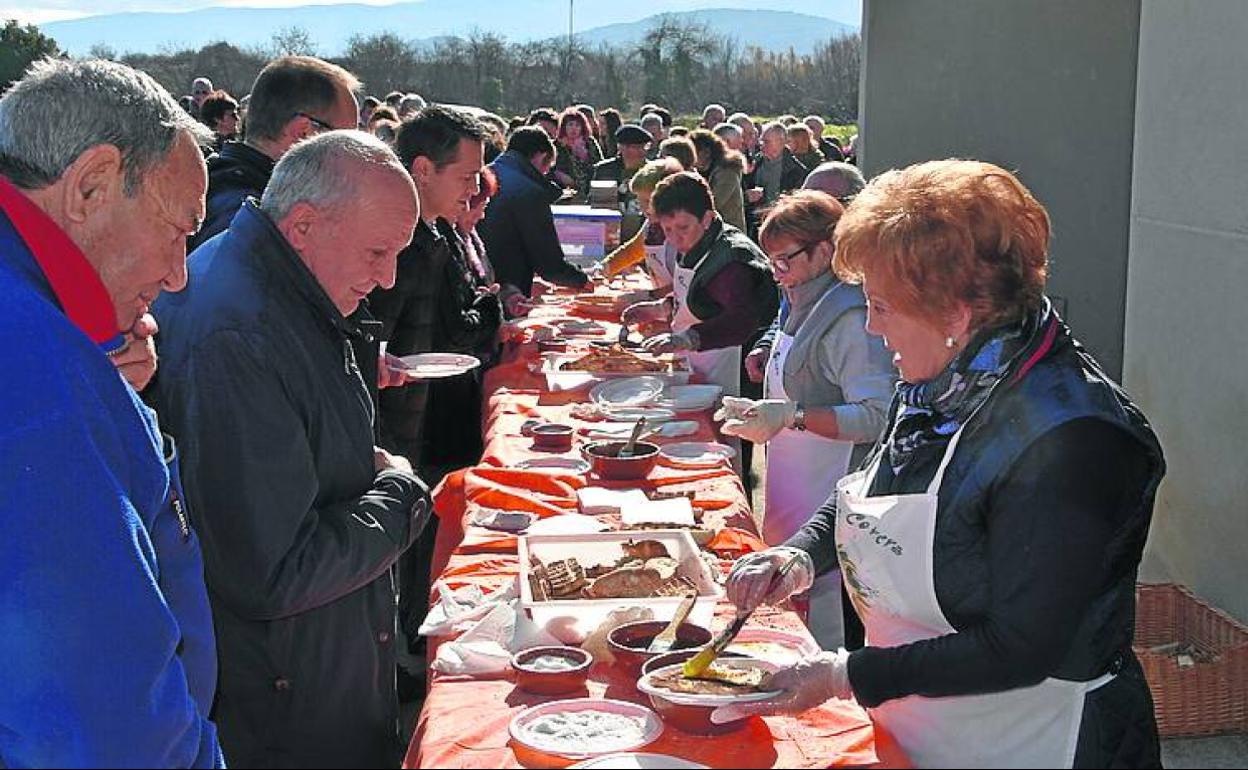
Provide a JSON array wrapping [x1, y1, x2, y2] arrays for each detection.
[[719, 160, 1164, 768]]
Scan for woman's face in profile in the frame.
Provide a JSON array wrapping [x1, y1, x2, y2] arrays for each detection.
[[863, 271, 963, 383]]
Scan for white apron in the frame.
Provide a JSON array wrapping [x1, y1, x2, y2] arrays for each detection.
[[762, 304, 854, 648], [671, 252, 741, 396], [644, 242, 676, 291], [834, 414, 1114, 769]]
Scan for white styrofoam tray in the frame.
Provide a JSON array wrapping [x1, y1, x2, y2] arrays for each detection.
[[540, 354, 691, 392], [518, 529, 723, 644]]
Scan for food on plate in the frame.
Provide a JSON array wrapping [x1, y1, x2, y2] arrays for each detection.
[[518, 709, 648, 755], [649, 663, 770, 696], [528, 540, 699, 601], [559, 346, 685, 374]]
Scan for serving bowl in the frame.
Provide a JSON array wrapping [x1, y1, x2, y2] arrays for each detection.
[[607, 620, 713, 676], [510, 645, 593, 695], [636, 657, 780, 735], [581, 440, 660, 480]]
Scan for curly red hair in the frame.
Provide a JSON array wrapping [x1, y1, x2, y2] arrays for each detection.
[[833, 159, 1050, 330]]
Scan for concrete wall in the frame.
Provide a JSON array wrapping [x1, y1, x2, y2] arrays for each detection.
[[859, 0, 1141, 376], [1128, 1, 1248, 622]]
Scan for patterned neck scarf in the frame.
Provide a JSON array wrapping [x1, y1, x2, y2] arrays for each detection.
[[887, 304, 1048, 474]]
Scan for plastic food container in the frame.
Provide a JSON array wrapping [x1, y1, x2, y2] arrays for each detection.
[[581, 440, 660, 481], [510, 645, 593, 695], [518, 531, 724, 644]]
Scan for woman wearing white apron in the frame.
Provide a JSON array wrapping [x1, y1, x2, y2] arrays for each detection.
[[714, 192, 893, 647], [719, 161, 1165, 768], [621, 172, 778, 396]]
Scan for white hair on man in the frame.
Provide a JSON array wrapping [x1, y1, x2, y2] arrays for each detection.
[[712, 122, 742, 142], [760, 120, 787, 141], [0, 57, 212, 194], [398, 93, 426, 117], [261, 129, 413, 223]]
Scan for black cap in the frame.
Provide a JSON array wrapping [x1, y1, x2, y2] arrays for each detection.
[[615, 123, 653, 145]]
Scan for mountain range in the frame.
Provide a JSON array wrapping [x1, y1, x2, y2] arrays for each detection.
[[39, 0, 860, 57]]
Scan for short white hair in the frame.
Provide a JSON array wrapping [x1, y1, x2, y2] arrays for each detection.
[[261, 129, 411, 223], [712, 122, 742, 141], [0, 58, 212, 194]]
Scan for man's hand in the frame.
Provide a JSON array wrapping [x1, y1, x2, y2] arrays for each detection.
[[378, 353, 425, 389], [113, 312, 159, 391], [374, 446, 413, 475], [744, 346, 769, 383]]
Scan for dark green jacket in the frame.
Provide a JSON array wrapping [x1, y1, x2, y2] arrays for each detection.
[[678, 218, 779, 342]]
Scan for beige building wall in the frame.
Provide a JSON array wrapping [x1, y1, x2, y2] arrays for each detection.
[[1127, 0, 1248, 622]]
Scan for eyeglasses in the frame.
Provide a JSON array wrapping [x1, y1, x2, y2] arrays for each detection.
[[293, 111, 335, 133], [769, 243, 818, 273]]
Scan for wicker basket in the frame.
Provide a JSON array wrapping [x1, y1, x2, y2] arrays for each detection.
[[1134, 583, 1248, 737]]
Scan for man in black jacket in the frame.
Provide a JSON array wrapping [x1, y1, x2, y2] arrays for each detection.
[[188, 56, 359, 251], [591, 123, 652, 240], [152, 131, 429, 768], [482, 126, 592, 297]]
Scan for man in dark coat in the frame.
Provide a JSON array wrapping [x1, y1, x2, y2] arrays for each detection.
[[591, 123, 652, 240], [153, 131, 430, 768], [482, 126, 592, 297], [189, 56, 359, 251]]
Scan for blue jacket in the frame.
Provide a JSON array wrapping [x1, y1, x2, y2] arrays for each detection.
[[481, 150, 589, 296], [0, 193, 222, 767]]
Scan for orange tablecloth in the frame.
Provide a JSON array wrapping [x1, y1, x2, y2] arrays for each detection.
[[403, 280, 909, 769]]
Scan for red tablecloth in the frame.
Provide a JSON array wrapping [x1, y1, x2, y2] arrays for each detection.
[[403, 280, 909, 768]]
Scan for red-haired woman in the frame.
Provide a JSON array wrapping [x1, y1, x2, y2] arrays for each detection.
[[552, 107, 603, 200]]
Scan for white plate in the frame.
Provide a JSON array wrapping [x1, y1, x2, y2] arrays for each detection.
[[604, 406, 677, 423], [637, 659, 782, 706], [570, 753, 709, 769], [515, 457, 592, 474], [658, 384, 723, 413], [396, 352, 480, 379], [590, 376, 668, 408], [509, 698, 663, 760], [583, 420, 700, 441], [658, 442, 736, 468], [724, 627, 820, 665]]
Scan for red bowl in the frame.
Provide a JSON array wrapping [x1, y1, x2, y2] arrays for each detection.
[[531, 423, 574, 451], [581, 440, 660, 480], [510, 645, 592, 695], [638, 651, 759, 735], [607, 620, 713, 676]]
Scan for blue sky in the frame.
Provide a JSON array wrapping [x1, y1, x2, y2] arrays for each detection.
[[5, 0, 860, 26]]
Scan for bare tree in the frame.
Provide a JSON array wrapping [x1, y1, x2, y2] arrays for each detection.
[[271, 26, 317, 57]]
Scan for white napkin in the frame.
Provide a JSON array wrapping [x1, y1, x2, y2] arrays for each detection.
[[419, 578, 518, 637], [577, 487, 649, 515], [430, 599, 563, 677], [621, 497, 696, 528]]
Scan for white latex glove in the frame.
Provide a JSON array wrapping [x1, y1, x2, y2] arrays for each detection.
[[713, 395, 757, 423], [718, 398, 797, 444], [710, 648, 852, 724], [641, 329, 695, 354], [724, 546, 815, 615]]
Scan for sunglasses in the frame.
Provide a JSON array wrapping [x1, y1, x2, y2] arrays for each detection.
[[293, 111, 335, 133]]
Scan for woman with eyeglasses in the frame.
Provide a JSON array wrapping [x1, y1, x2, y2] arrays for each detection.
[[715, 189, 894, 645]]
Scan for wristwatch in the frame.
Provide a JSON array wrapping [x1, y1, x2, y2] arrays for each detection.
[[792, 402, 808, 432]]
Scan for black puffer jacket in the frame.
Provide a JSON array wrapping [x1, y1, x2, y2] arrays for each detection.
[[153, 202, 430, 768], [189, 142, 274, 252], [369, 220, 447, 467]]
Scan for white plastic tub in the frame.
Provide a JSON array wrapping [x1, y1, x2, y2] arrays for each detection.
[[519, 530, 723, 644]]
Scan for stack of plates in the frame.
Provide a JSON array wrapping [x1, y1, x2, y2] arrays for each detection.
[[658, 442, 736, 468], [590, 376, 667, 409], [658, 384, 723, 413]]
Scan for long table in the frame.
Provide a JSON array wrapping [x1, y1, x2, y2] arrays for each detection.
[[403, 281, 908, 768]]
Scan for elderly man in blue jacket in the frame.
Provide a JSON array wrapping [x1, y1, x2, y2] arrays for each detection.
[[0, 60, 223, 767]]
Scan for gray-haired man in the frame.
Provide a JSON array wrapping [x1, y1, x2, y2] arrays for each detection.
[[152, 130, 430, 768], [0, 58, 221, 767]]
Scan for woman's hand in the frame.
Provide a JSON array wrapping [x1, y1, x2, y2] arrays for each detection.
[[744, 345, 769, 383], [620, 298, 669, 327], [717, 398, 797, 444], [640, 330, 696, 354], [710, 649, 852, 724], [724, 546, 815, 615]]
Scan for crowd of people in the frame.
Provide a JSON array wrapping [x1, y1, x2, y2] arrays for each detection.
[[0, 51, 1166, 770]]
